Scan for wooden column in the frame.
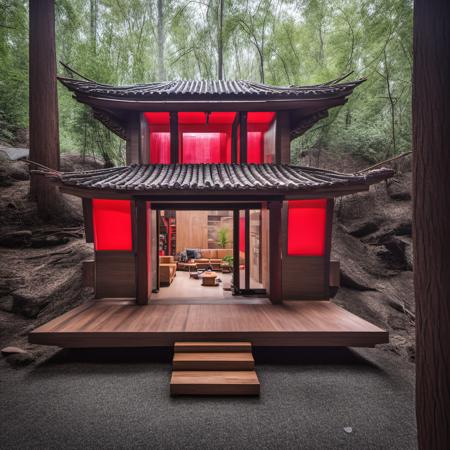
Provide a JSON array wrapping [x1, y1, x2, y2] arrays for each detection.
[[134, 199, 151, 305], [29, 0, 60, 218], [233, 208, 240, 294], [323, 198, 335, 298], [170, 112, 179, 163], [139, 113, 149, 163], [245, 209, 250, 289], [239, 112, 248, 163], [268, 201, 282, 304]]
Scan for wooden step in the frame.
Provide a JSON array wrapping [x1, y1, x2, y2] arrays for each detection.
[[174, 341, 252, 353], [170, 371, 260, 396], [173, 352, 254, 371]]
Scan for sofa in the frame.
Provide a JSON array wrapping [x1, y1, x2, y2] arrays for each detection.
[[177, 248, 233, 272], [159, 255, 177, 286]]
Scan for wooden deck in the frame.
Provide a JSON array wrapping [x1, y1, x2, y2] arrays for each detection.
[[29, 300, 388, 348]]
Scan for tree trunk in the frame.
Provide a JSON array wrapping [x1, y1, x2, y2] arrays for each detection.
[[413, 1, 450, 449], [157, 0, 166, 80], [90, 0, 98, 54], [217, 0, 224, 80], [29, 0, 61, 219]]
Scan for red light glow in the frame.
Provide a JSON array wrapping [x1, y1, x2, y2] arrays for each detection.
[[93, 199, 132, 251], [287, 199, 327, 256]]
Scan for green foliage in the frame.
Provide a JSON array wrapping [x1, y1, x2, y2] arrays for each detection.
[[0, 0, 413, 163], [217, 227, 230, 248], [222, 255, 233, 266], [0, 0, 28, 143]]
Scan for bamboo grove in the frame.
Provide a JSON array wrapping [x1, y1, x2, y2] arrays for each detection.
[[0, 0, 412, 165]]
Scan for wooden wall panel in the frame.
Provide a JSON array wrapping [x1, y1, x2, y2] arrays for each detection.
[[276, 111, 291, 164], [175, 211, 209, 253], [82, 260, 95, 287], [282, 256, 327, 299], [95, 251, 135, 298]]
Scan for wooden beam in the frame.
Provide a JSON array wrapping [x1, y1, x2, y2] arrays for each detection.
[[29, 0, 60, 218], [170, 112, 179, 163], [152, 202, 262, 211], [268, 201, 282, 303], [239, 112, 248, 163], [245, 209, 250, 290], [82, 198, 94, 243], [233, 208, 240, 293], [134, 199, 151, 305]]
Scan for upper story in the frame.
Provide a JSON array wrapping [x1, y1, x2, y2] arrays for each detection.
[[59, 76, 365, 166]]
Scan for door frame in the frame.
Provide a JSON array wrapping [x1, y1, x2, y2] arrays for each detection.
[[151, 202, 267, 296]]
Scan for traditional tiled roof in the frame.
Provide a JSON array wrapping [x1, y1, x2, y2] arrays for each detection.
[[49, 164, 393, 196], [58, 77, 364, 101]]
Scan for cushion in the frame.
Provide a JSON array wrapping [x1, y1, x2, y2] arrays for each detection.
[[200, 249, 217, 259], [186, 248, 197, 259]]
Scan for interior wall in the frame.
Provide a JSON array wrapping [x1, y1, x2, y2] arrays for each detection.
[[175, 211, 209, 253]]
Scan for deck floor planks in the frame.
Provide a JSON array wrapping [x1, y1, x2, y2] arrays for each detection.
[[29, 300, 389, 347]]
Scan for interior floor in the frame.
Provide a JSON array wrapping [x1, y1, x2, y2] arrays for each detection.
[[153, 271, 268, 304]]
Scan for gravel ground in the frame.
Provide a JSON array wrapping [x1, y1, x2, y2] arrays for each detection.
[[0, 346, 416, 449]]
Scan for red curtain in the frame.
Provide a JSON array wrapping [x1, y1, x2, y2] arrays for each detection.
[[181, 132, 223, 163], [150, 132, 171, 164], [247, 131, 263, 163], [287, 199, 327, 256], [93, 199, 132, 251]]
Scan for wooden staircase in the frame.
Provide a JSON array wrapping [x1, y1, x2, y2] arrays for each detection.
[[170, 342, 260, 396]]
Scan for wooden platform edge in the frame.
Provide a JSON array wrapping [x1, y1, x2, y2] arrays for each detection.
[[29, 330, 389, 348]]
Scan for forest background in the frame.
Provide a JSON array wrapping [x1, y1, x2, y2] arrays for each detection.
[[0, 0, 412, 166]]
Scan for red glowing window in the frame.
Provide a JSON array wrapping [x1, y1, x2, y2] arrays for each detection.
[[181, 132, 228, 163], [248, 112, 275, 130], [93, 199, 132, 251], [145, 113, 170, 163], [287, 199, 327, 256], [144, 112, 170, 125], [247, 131, 263, 163], [150, 132, 170, 164]]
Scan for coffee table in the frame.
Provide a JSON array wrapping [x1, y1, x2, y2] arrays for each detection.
[[202, 271, 218, 286], [185, 263, 198, 278]]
